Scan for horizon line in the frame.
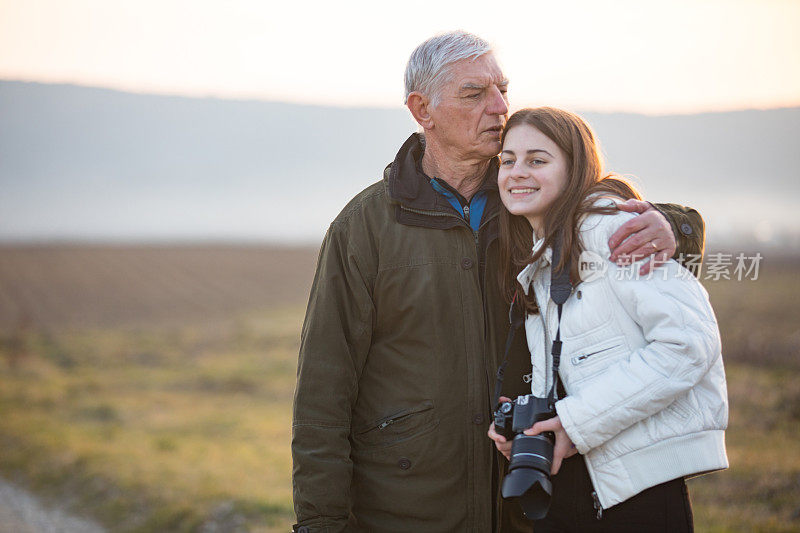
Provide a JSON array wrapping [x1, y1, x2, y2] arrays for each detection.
[[2, 77, 799, 118]]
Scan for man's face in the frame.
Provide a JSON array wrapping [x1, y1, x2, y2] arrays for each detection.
[[427, 53, 509, 161]]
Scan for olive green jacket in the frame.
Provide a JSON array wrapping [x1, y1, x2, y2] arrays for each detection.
[[291, 133, 704, 533]]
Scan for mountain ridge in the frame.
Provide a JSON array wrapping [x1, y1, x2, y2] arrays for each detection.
[[2, 80, 798, 247]]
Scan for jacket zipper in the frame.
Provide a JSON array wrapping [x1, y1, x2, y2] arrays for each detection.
[[571, 345, 618, 365], [480, 211, 500, 416], [376, 410, 415, 430], [530, 273, 554, 397], [591, 491, 603, 520], [399, 205, 462, 221], [530, 264, 604, 522], [401, 201, 499, 437], [524, 243, 611, 523]]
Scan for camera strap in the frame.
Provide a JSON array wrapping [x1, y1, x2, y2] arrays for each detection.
[[493, 290, 525, 408], [493, 237, 572, 409], [547, 238, 572, 407]]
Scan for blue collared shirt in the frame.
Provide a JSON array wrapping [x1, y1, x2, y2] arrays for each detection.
[[428, 177, 487, 232]]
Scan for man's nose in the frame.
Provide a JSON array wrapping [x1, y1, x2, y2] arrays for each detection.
[[487, 86, 509, 116]]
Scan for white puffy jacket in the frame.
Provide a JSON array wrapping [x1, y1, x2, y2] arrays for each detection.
[[517, 201, 729, 510]]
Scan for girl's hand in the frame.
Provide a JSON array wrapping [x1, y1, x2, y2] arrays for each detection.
[[524, 415, 578, 475], [488, 422, 512, 460], [488, 396, 513, 460]]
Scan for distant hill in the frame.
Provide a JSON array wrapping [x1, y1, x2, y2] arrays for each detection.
[[1, 80, 798, 247]]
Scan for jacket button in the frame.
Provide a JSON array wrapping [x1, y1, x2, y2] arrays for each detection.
[[398, 457, 412, 470], [472, 414, 484, 425], [680, 223, 693, 236], [461, 257, 474, 270]]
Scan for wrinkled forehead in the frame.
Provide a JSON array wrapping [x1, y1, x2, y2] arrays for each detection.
[[445, 53, 507, 91]]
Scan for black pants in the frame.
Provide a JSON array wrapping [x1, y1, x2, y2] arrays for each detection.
[[532, 455, 694, 533]]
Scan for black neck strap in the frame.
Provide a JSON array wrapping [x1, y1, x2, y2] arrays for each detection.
[[493, 291, 525, 407], [493, 237, 572, 409], [547, 238, 571, 407]]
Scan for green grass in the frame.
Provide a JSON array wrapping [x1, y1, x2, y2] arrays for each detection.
[[688, 364, 800, 532], [0, 307, 303, 532]]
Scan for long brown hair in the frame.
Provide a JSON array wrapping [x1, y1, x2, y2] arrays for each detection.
[[498, 107, 641, 312]]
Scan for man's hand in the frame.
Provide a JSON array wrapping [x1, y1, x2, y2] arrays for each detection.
[[523, 415, 577, 475], [609, 199, 676, 276]]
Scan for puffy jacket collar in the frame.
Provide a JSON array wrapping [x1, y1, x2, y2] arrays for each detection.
[[385, 132, 499, 212], [517, 198, 621, 294], [516, 236, 552, 295]]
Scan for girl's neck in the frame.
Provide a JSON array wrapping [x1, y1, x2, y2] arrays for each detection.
[[528, 218, 544, 238]]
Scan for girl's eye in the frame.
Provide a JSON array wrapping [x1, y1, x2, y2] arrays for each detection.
[[500, 159, 514, 166], [530, 159, 545, 165]]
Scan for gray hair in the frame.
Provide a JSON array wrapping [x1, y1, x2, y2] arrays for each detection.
[[403, 31, 492, 107]]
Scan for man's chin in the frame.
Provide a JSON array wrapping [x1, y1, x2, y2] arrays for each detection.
[[479, 139, 502, 158]]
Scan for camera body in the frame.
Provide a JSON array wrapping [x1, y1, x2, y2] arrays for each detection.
[[493, 394, 555, 441], [493, 394, 557, 520]]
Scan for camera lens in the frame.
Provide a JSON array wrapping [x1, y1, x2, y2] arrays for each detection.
[[501, 433, 554, 520]]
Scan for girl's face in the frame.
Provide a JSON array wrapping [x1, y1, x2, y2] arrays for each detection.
[[498, 124, 569, 234]]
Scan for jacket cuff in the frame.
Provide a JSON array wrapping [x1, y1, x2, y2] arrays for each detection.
[[555, 399, 590, 455], [650, 202, 706, 277]]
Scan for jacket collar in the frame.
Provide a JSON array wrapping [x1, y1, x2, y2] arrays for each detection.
[[385, 133, 499, 212], [516, 235, 552, 295]]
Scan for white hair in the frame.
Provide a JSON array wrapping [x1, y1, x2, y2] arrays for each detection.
[[403, 31, 492, 107]]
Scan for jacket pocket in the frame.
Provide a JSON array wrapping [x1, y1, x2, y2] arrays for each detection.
[[564, 335, 628, 388], [571, 344, 621, 366], [352, 400, 438, 449], [349, 400, 454, 528]]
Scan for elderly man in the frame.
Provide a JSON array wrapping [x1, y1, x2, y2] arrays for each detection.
[[292, 31, 703, 532]]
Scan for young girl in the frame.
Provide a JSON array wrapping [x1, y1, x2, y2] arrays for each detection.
[[488, 107, 728, 532]]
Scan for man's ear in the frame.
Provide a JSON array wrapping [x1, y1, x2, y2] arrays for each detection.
[[406, 92, 434, 130]]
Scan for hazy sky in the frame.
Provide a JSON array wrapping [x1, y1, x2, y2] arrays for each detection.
[[1, 0, 799, 114]]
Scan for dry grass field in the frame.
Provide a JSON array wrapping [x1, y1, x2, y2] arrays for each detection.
[[0, 245, 798, 532], [0, 245, 319, 330]]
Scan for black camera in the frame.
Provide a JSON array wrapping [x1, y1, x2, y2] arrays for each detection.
[[493, 394, 556, 520]]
